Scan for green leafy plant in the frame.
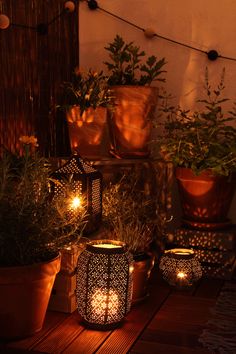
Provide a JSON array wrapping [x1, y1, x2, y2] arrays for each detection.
[[59, 68, 114, 116], [102, 171, 156, 256], [104, 34, 167, 86], [0, 136, 87, 267], [152, 68, 236, 176]]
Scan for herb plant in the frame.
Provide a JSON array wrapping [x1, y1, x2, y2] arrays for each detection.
[[60, 68, 113, 116], [102, 171, 156, 255], [104, 34, 166, 86], [0, 136, 87, 267], [152, 69, 236, 176]]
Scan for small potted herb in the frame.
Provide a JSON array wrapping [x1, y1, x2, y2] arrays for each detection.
[[59, 68, 114, 158], [104, 34, 167, 158], [0, 136, 87, 338], [102, 171, 156, 304], [151, 69, 236, 229]]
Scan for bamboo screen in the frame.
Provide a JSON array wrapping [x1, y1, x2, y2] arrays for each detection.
[[0, 0, 78, 156]]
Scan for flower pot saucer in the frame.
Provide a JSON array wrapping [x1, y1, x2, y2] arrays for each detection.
[[182, 218, 232, 231]]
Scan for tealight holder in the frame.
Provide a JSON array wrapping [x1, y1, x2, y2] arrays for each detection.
[[159, 248, 202, 288]]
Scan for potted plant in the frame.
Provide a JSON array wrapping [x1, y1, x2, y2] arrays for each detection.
[[104, 34, 167, 158], [58, 68, 114, 158], [152, 69, 236, 229], [0, 136, 87, 339], [102, 171, 156, 304]]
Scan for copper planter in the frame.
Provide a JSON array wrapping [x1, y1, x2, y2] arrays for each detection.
[[0, 254, 61, 339], [175, 167, 236, 230], [67, 106, 109, 158], [108, 86, 158, 158], [132, 253, 155, 305]]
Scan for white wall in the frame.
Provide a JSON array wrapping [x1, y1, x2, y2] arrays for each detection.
[[78, 0, 236, 223]]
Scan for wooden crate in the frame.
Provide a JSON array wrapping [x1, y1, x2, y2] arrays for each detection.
[[60, 244, 84, 274], [48, 291, 77, 313], [53, 272, 76, 295]]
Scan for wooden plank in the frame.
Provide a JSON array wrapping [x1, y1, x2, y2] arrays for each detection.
[[0, 347, 43, 354], [94, 286, 171, 354], [147, 295, 216, 329], [129, 295, 215, 354], [31, 312, 84, 353], [194, 277, 224, 298], [63, 328, 111, 354], [6, 311, 68, 350], [129, 340, 211, 354]]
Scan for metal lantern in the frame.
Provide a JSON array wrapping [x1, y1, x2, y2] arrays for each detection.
[[159, 248, 202, 288], [51, 155, 102, 234], [76, 239, 133, 330]]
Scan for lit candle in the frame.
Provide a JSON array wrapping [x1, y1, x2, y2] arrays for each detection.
[[70, 196, 82, 210]]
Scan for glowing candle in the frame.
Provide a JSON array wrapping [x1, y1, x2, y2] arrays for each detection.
[[70, 196, 82, 210]]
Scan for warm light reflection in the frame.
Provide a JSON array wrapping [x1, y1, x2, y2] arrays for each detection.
[[129, 264, 134, 274], [171, 248, 194, 256], [91, 289, 119, 317], [93, 243, 122, 249]]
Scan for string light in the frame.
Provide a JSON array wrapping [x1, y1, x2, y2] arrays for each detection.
[[84, 0, 236, 63], [0, 1, 76, 34]]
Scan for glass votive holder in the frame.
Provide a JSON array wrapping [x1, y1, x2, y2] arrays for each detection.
[[159, 248, 202, 288]]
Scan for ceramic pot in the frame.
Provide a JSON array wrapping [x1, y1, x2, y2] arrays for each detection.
[[132, 253, 155, 305], [108, 86, 158, 158], [66, 106, 109, 158], [175, 167, 236, 230], [0, 254, 61, 339]]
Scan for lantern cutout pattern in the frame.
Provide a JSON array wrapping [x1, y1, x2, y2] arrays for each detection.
[[52, 155, 102, 234], [159, 248, 202, 287], [76, 240, 133, 330]]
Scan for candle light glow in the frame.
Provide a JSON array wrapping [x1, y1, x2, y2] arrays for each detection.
[[91, 289, 119, 317], [93, 243, 122, 249]]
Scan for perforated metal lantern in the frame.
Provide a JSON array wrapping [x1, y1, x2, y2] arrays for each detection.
[[51, 155, 102, 233], [76, 239, 133, 330], [159, 248, 202, 288]]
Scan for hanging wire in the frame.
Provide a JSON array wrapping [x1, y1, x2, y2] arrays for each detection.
[[83, 0, 236, 62]]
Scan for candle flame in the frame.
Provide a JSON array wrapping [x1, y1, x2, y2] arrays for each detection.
[[70, 196, 82, 210], [177, 271, 186, 279]]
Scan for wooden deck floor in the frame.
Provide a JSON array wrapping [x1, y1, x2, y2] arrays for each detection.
[[0, 269, 224, 354]]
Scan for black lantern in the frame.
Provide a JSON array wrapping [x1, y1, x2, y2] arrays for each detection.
[[76, 239, 133, 330], [51, 155, 102, 234]]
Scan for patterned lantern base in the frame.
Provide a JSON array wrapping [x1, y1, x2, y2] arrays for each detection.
[[76, 239, 133, 330], [159, 248, 202, 288]]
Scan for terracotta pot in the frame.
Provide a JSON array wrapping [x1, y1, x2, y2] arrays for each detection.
[[0, 254, 61, 339], [132, 253, 155, 305], [108, 86, 158, 158], [66, 106, 109, 158], [175, 167, 236, 229]]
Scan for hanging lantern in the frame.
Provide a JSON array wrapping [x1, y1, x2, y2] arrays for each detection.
[[76, 239, 133, 330], [51, 155, 102, 234], [159, 248, 202, 288]]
